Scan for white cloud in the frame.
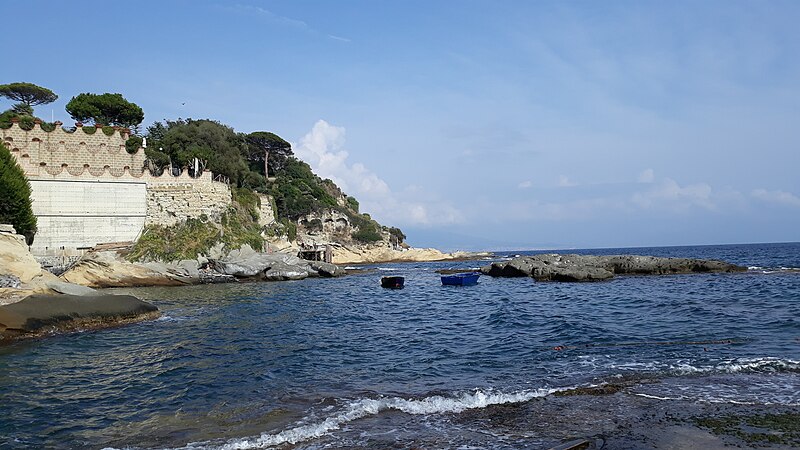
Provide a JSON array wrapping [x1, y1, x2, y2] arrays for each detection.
[[518, 180, 532, 189], [632, 178, 715, 211], [293, 120, 463, 226], [558, 175, 577, 187], [751, 189, 800, 208], [637, 168, 655, 183]]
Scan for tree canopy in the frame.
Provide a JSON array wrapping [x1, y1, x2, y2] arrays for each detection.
[[66, 93, 144, 128], [0, 82, 58, 107], [0, 142, 37, 244], [244, 131, 294, 176], [145, 119, 251, 186]]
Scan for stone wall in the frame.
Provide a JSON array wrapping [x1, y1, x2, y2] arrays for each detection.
[[257, 194, 277, 227], [2, 121, 233, 254], [146, 181, 232, 227], [1, 121, 145, 177]]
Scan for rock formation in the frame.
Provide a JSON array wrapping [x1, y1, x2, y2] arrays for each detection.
[[482, 254, 746, 282]]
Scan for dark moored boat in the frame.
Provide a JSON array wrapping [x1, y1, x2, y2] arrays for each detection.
[[381, 276, 405, 289], [441, 272, 480, 286]]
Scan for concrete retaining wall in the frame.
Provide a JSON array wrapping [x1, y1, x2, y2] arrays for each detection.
[[30, 179, 147, 255]]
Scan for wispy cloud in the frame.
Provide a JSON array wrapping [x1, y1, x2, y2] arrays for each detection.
[[637, 168, 655, 183], [557, 175, 577, 187], [294, 120, 462, 226], [751, 189, 800, 208], [518, 180, 532, 189], [228, 4, 350, 42]]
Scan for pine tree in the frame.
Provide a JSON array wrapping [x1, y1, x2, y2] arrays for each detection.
[[0, 142, 36, 244]]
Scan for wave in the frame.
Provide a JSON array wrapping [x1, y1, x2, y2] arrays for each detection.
[[182, 388, 559, 449], [668, 357, 800, 376], [747, 265, 800, 274]]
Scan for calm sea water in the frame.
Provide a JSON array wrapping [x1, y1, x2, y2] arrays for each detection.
[[1, 243, 798, 449]]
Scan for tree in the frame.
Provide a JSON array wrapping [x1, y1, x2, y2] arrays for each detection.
[[0, 82, 58, 108], [244, 131, 293, 177], [0, 142, 36, 244], [66, 93, 144, 128], [146, 119, 249, 185]]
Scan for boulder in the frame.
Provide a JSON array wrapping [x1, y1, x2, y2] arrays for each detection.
[[263, 262, 309, 281], [45, 280, 98, 296], [60, 251, 189, 288], [309, 260, 346, 277], [0, 293, 159, 343]]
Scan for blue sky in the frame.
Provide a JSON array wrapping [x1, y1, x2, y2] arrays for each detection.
[[5, 1, 799, 250]]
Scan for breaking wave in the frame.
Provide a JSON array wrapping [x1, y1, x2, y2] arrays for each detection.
[[183, 388, 559, 449]]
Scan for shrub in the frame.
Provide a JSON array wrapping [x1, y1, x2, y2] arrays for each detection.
[[82, 126, 97, 134], [125, 136, 143, 154], [346, 196, 359, 212], [101, 126, 115, 136], [352, 222, 382, 243], [0, 142, 36, 244]]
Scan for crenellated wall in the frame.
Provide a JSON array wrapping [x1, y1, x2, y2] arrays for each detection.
[[2, 121, 233, 255], [1, 121, 146, 177]]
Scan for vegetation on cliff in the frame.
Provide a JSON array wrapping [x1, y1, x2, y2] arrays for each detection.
[[0, 142, 37, 244], [127, 188, 264, 262]]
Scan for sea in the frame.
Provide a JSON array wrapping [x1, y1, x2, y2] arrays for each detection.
[[0, 242, 798, 449]]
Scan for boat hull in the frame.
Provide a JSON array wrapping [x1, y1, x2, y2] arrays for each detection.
[[381, 276, 405, 289], [441, 272, 480, 286]]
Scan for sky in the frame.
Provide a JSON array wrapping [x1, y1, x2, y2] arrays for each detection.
[[4, 1, 799, 251]]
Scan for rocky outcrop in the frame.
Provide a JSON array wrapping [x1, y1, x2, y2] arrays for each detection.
[[210, 245, 344, 281], [60, 251, 194, 288], [59, 244, 346, 288], [0, 293, 159, 343], [332, 244, 490, 264], [0, 227, 62, 303], [482, 254, 745, 282]]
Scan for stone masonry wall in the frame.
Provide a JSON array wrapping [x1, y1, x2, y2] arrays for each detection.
[[145, 181, 232, 227], [1, 121, 145, 177]]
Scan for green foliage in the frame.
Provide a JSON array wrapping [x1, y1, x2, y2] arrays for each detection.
[[66, 92, 144, 128], [17, 116, 35, 131], [269, 157, 338, 218], [81, 125, 97, 134], [0, 142, 36, 244], [144, 147, 170, 171], [346, 196, 359, 212], [11, 103, 33, 116], [278, 218, 297, 241], [0, 82, 58, 107], [244, 131, 293, 176], [388, 226, 406, 243], [0, 109, 54, 132], [125, 136, 143, 154], [145, 119, 249, 186], [232, 187, 260, 221], [128, 188, 264, 262], [40, 122, 56, 132], [352, 222, 382, 243], [101, 125, 115, 136]]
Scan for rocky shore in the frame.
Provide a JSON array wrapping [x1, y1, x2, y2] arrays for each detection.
[[0, 293, 159, 344], [482, 254, 746, 282]]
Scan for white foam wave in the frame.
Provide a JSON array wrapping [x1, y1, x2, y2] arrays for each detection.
[[377, 267, 397, 271], [197, 388, 557, 449], [669, 357, 800, 376]]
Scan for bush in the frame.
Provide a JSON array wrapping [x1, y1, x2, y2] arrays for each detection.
[[101, 125, 115, 136], [352, 222, 382, 243], [0, 142, 36, 244], [82, 126, 97, 135], [346, 196, 359, 212], [125, 136, 143, 154]]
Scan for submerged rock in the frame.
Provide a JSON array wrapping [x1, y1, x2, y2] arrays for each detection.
[[481, 254, 745, 282]]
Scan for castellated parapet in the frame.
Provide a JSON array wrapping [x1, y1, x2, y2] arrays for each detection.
[[1, 121, 145, 178], [1, 121, 233, 255]]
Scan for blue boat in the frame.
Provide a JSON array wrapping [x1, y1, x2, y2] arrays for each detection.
[[441, 272, 480, 286]]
